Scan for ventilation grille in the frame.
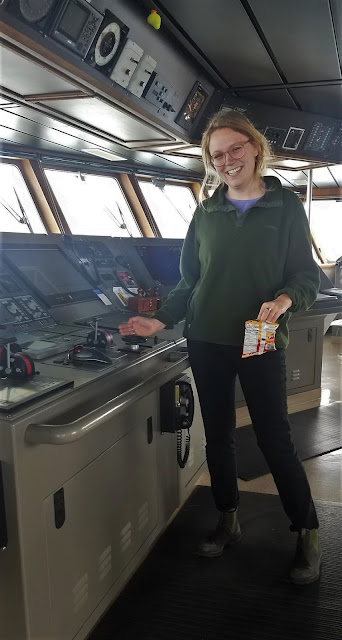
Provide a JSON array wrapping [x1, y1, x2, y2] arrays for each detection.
[[120, 521, 132, 554], [98, 545, 112, 583], [188, 446, 195, 468], [138, 501, 149, 532], [72, 573, 88, 615]]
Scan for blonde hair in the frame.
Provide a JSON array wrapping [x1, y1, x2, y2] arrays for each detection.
[[200, 109, 273, 201]]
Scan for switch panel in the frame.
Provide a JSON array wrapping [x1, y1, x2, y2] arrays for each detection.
[[282, 127, 305, 150], [143, 73, 177, 118], [128, 54, 157, 98], [110, 39, 143, 88], [264, 126, 287, 148], [304, 122, 335, 153]]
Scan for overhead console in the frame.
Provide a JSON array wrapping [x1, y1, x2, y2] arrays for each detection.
[[196, 93, 342, 165], [0, 0, 213, 143], [1, 1, 340, 167]]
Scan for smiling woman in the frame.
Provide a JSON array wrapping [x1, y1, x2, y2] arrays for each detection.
[[119, 109, 322, 585]]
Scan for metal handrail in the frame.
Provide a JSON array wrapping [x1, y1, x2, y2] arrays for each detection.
[[25, 355, 188, 445]]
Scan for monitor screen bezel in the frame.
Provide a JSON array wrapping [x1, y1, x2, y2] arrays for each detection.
[[3, 244, 99, 308]]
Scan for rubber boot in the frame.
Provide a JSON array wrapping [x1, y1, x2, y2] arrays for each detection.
[[290, 529, 322, 584], [197, 510, 241, 557]]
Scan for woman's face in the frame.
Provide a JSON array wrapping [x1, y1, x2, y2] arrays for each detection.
[[209, 127, 259, 190]]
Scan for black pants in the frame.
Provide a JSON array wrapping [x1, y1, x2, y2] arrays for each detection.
[[188, 340, 319, 531]]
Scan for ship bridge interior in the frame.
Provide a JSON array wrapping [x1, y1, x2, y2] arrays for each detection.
[[0, 2, 341, 640]]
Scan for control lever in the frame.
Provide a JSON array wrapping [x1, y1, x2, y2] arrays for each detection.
[[0, 342, 36, 379], [86, 319, 114, 350]]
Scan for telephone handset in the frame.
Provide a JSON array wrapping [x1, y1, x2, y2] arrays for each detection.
[[160, 375, 195, 468]]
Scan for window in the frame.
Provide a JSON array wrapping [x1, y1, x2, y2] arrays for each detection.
[[138, 180, 196, 238], [44, 170, 142, 237], [310, 200, 342, 263], [0, 163, 46, 233]]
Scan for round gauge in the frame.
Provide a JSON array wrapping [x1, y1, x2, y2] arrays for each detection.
[[94, 22, 121, 67], [19, 0, 56, 24]]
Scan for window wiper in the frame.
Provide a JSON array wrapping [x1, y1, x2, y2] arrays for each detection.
[[13, 188, 34, 233], [103, 203, 132, 237], [0, 189, 33, 233], [0, 195, 32, 232]]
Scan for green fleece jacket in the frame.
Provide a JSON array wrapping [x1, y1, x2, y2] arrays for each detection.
[[154, 176, 320, 348]]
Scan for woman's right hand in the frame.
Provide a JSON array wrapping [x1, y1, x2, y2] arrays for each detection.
[[118, 316, 166, 337]]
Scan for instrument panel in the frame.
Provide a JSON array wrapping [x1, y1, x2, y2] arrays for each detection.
[[0, 233, 185, 412]]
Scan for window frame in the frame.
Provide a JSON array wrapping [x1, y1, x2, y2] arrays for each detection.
[[42, 165, 145, 238], [135, 175, 198, 239]]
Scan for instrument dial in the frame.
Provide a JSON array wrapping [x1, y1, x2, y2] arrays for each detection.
[[95, 23, 121, 66], [19, 0, 56, 23]]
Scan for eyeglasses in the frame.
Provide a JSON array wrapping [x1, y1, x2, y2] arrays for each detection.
[[210, 140, 251, 167]]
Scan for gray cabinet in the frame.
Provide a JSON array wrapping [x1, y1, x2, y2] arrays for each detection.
[[286, 327, 317, 390], [43, 410, 158, 639]]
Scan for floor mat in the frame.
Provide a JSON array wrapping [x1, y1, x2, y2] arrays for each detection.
[[236, 401, 342, 480], [89, 487, 342, 640]]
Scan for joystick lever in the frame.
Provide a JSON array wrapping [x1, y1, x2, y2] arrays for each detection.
[[0, 340, 36, 379], [86, 319, 114, 350]]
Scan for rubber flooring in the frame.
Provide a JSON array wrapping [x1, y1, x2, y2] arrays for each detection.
[[89, 487, 342, 640], [236, 401, 342, 480]]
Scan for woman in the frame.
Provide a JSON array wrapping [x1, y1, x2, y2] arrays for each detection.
[[119, 110, 321, 585]]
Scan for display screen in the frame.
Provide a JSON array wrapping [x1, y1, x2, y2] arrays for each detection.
[[136, 245, 182, 286], [4, 247, 97, 307], [183, 87, 207, 123], [58, 1, 88, 42]]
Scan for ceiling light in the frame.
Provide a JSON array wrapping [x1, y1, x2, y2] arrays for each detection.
[[292, 178, 308, 185], [81, 148, 127, 161], [272, 159, 313, 169]]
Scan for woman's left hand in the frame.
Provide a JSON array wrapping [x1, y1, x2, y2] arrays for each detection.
[[257, 294, 292, 323]]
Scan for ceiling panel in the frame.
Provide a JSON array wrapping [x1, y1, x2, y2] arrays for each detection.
[[172, 146, 202, 157], [0, 108, 96, 153], [0, 96, 18, 107], [248, 0, 341, 82], [0, 110, 200, 176], [0, 45, 84, 96], [156, 153, 204, 172], [158, 0, 284, 86], [40, 98, 173, 144], [236, 89, 298, 109], [5, 105, 118, 149], [289, 86, 342, 120], [0, 123, 82, 154]]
